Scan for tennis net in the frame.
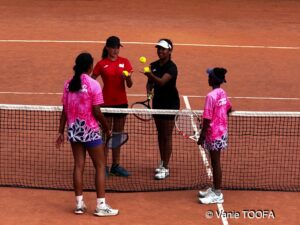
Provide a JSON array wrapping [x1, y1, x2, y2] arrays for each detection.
[[0, 104, 299, 192]]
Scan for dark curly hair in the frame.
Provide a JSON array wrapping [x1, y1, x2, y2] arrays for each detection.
[[212, 67, 227, 85]]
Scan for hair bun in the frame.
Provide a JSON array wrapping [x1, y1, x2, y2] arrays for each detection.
[[213, 67, 227, 83]]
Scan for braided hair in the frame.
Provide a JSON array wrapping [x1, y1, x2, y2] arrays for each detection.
[[68, 53, 93, 92]]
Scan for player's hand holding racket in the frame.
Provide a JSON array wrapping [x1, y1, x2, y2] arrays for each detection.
[[197, 132, 206, 147], [134, 56, 153, 121]]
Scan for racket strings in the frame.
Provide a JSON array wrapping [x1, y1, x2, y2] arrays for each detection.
[[131, 103, 152, 121], [132, 102, 149, 109], [107, 132, 128, 149], [175, 112, 201, 138]]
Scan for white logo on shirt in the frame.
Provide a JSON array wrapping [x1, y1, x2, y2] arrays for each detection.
[[104, 65, 109, 68], [81, 84, 88, 93], [119, 64, 125, 68], [218, 98, 227, 106]]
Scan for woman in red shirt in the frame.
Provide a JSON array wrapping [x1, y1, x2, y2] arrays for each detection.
[[92, 36, 133, 177]]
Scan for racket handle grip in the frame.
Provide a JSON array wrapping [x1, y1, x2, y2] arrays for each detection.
[[147, 91, 153, 100]]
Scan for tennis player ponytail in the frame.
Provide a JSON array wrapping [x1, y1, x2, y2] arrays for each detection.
[[101, 46, 108, 59], [68, 53, 94, 92]]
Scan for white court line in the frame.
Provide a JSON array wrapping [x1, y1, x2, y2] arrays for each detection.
[[0, 39, 300, 50], [0, 92, 299, 101], [0, 92, 62, 95], [183, 95, 228, 225], [0, 92, 148, 96], [183, 96, 213, 178], [217, 204, 228, 225], [184, 95, 300, 101]]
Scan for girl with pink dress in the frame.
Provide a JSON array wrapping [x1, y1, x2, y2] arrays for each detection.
[[56, 52, 118, 216], [197, 67, 232, 204]]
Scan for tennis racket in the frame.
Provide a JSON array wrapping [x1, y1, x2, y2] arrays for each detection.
[[106, 132, 129, 149], [131, 93, 153, 121], [175, 109, 213, 178], [175, 109, 202, 142]]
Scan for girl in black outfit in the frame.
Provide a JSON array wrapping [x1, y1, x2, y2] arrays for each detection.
[[144, 38, 180, 180]]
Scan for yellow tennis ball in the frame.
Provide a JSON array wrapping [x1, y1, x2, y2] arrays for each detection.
[[122, 70, 129, 76], [144, 66, 150, 73], [139, 56, 147, 63]]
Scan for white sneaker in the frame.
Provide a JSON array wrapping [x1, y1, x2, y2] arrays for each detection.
[[155, 161, 164, 173], [154, 167, 169, 180], [198, 187, 213, 198], [74, 202, 87, 214], [94, 204, 119, 217], [199, 192, 224, 204]]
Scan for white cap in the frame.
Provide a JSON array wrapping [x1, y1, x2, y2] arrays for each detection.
[[155, 40, 172, 49]]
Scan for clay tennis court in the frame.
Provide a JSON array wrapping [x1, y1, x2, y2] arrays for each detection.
[[0, 0, 299, 224]]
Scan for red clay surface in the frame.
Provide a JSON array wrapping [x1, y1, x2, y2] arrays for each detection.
[[1, 188, 300, 225], [0, 0, 299, 224]]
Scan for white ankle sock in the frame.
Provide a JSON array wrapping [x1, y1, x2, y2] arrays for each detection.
[[97, 198, 106, 208], [76, 195, 83, 205]]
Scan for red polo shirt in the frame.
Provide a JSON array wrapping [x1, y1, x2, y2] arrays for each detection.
[[93, 56, 133, 106]]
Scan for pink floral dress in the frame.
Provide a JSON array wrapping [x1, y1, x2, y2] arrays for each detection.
[[202, 88, 231, 151], [62, 74, 104, 142]]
